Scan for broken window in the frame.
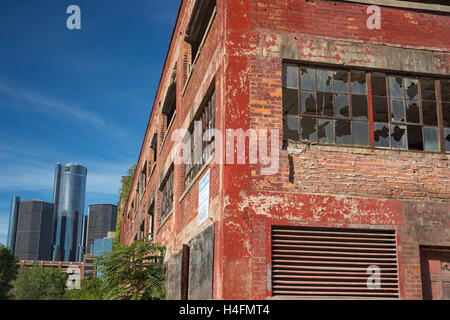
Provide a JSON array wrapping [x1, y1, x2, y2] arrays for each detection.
[[185, 0, 216, 68], [160, 165, 174, 223], [282, 63, 450, 152], [162, 66, 177, 133], [185, 87, 216, 189], [283, 65, 369, 147], [150, 133, 157, 167]]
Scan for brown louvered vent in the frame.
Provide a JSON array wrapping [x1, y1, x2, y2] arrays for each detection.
[[272, 225, 399, 299]]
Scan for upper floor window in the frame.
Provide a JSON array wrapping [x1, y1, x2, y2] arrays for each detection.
[[185, 0, 216, 73], [282, 63, 450, 153], [185, 88, 216, 190], [162, 67, 177, 133], [160, 165, 174, 223]]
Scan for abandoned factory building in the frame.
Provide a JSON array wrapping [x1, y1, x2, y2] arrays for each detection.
[[120, 0, 450, 300]]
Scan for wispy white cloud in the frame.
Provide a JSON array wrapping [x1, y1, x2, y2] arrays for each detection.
[[0, 214, 9, 246], [0, 77, 130, 142]]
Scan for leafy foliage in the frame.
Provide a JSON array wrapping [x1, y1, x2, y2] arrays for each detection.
[[11, 264, 68, 300], [113, 208, 121, 250], [0, 245, 19, 300], [63, 277, 104, 300], [119, 163, 137, 201], [97, 237, 166, 300]]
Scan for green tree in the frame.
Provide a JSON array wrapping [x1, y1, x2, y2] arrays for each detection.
[[12, 264, 68, 300], [0, 245, 19, 300], [97, 238, 166, 300], [63, 277, 104, 300], [119, 163, 137, 200]]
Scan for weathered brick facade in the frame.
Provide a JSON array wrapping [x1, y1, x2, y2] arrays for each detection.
[[121, 0, 450, 300]]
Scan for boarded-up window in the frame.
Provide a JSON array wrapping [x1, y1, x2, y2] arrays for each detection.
[[272, 225, 399, 299]]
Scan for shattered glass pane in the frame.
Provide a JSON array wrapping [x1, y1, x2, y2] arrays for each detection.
[[391, 125, 407, 149], [351, 70, 367, 94], [334, 70, 349, 93], [352, 94, 368, 120], [283, 115, 299, 141], [318, 119, 335, 144], [317, 69, 333, 92], [445, 128, 450, 152], [423, 127, 440, 151], [282, 64, 298, 89], [441, 79, 450, 102], [300, 68, 315, 91], [389, 76, 404, 99], [353, 121, 369, 146], [334, 94, 350, 118], [300, 117, 317, 142], [301, 92, 317, 115], [406, 100, 420, 124], [372, 72, 387, 96], [372, 97, 389, 122], [391, 99, 405, 122], [283, 88, 298, 115], [407, 125, 423, 151], [404, 77, 419, 100], [443, 102, 450, 127], [420, 78, 436, 101], [374, 123, 390, 148], [336, 119, 351, 145], [317, 92, 334, 116], [422, 100, 438, 126]]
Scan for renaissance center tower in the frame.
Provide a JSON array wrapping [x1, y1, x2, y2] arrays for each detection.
[[52, 163, 87, 262]]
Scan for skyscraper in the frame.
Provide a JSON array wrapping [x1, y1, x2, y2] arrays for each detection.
[[86, 204, 117, 254], [7, 195, 20, 252], [52, 163, 87, 262], [14, 200, 55, 261]]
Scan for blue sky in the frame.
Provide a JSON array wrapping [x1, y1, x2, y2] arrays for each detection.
[[0, 0, 180, 245]]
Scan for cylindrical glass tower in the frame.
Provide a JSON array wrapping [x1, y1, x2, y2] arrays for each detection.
[[52, 163, 87, 262]]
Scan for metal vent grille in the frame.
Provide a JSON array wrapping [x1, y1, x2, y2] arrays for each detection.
[[271, 226, 399, 299]]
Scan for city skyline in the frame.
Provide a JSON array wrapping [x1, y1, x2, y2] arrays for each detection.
[[0, 0, 180, 245]]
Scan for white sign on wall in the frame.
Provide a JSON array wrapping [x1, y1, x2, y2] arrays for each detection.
[[198, 169, 210, 227]]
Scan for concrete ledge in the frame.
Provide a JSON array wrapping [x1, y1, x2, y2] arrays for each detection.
[[330, 0, 450, 13]]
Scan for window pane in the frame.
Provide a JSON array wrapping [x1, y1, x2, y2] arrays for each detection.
[[318, 119, 335, 144], [372, 97, 389, 122], [374, 123, 390, 148], [353, 121, 369, 146], [283, 115, 299, 141], [300, 68, 315, 91], [391, 99, 405, 122], [443, 102, 450, 128], [420, 78, 436, 101], [407, 125, 423, 151], [301, 92, 317, 114], [391, 125, 407, 149], [283, 88, 298, 115], [389, 76, 404, 99], [406, 100, 420, 124], [423, 127, 440, 151], [300, 117, 317, 142], [445, 128, 450, 152], [422, 100, 438, 126], [336, 120, 351, 145], [317, 69, 333, 92], [351, 70, 367, 94], [334, 94, 350, 118], [334, 70, 348, 93], [441, 79, 450, 102], [317, 92, 334, 116], [283, 64, 298, 89], [352, 95, 368, 120], [372, 72, 387, 96], [404, 78, 419, 100]]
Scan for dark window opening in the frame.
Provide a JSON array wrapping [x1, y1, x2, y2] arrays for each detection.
[[185, 88, 216, 190], [160, 166, 174, 223], [185, 0, 216, 64], [162, 67, 177, 132]]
